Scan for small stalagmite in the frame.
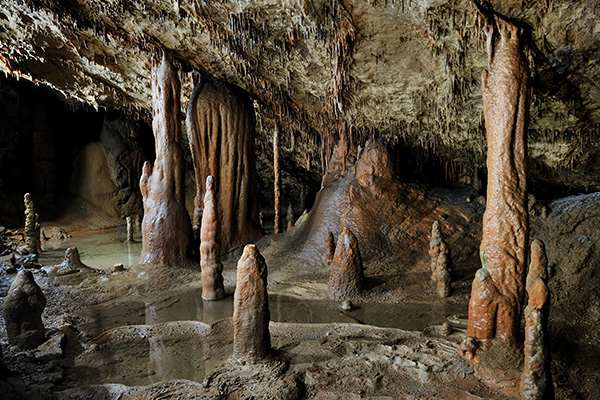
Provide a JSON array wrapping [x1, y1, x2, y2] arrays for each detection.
[[286, 203, 294, 231], [139, 51, 193, 266], [186, 78, 262, 251], [328, 226, 364, 301], [429, 221, 443, 281], [233, 244, 271, 363], [24, 193, 41, 255], [436, 242, 452, 298], [3, 270, 46, 349], [55, 247, 92, 276], [200, 175, 225, 301], [324, 232, 335, 266], [521, 240, 554, 400], [463, 14, 531, 361]]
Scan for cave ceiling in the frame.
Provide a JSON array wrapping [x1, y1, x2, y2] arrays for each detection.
[[0, 0, 599, 191]]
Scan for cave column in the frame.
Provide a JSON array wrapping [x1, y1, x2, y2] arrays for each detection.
[[139, 50, 193, 266], [461, 15, 531, 362]]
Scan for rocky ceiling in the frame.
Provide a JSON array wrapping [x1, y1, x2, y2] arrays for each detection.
[[0, 0, 599, 191]]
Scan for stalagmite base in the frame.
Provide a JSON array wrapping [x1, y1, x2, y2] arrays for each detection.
[[462, 14, 531, 370], [521, 240, 554, 400], [328, 227, 364, 301], [139, 51, 193, 266], [233, 244, 271, 363], [200, 176, 225, 301]]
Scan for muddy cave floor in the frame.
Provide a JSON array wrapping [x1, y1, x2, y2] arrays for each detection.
[[1, 181, 599, 399]]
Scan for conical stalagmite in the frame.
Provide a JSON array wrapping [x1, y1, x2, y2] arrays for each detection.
[[55, 247, 92, 276], [3, 270, 46, 349], [273, 127, 282, 234], [521, 240, 554, 400], [186, 78, 262, 252], [463, 14, 531, 361], [200, 175, 225, 301], [233, 244, 270, 363], [139, 51, 193, 266], [429, 221, 443, 282], [286, 203, 294, 231], [328, 227, 364, 301], [436, 242, 452, 298]]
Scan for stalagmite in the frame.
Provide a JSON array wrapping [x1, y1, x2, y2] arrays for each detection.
[[521, 240, 554, 400], [324, 232, 335, 266], [328, 227, 364, 301], [233, 244, 271, 363], [436, 242, 452, 298], [126, 216, 134, 243], [200, 176, 225, 301], [273, 128, 282, 234], [3, 270, 46, 349], [429, 221, 443, 281], [462, 14, 531, 361], [286, 203, 294, 231], [139, 51, 193, 266], [55, 247, 92, 276], [24, 193, 41, 255], [186, 78, 262, 251]]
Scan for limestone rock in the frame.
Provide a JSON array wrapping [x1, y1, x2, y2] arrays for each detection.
[[328, 227, 364, 301], [3, 270, 46, 349], [233, 244, 270, 363], [35, 331, 65, 361]]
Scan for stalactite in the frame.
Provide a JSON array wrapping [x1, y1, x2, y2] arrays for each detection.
[[273, 126, 282, 234]]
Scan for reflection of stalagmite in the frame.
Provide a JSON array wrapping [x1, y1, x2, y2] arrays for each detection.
[[186, 78, 262, 252], [463, 15, 531, 360], [126, 216, 135, 243], [139, 51, 193, 266], [286, 203, 294, 231], [233, 244, 270, 363], [328, 227, 364, 301], [324, 232, 335, 267], [521, 240, 554, 400], [24, 193, 41, 255], [201, 176, 225, 301]]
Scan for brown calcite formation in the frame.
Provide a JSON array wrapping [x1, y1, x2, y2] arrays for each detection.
[[139, 51, 193, 266], [24, 193, 41, 255], [55, 247, 92, 276], [354, 139, 394, 186], [521, 240, 554, 400], [464, 15, 531, 359], [324, 232, 335, 267], [3, 270, 46, 349], [429, 221, 443, 282], [328, 227, 364, 301], [233, 244, 271, 363], [435, 242, 452, 298], [200, 176, 225, 301], [186, 79, 262, 252]]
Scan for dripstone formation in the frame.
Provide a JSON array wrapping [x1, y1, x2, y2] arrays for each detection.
[[233, 244, 271, 363], [186, 78, 262, 252], [200, 175, 225, 301], [463, 14, 531, 362], [324, 232, 335, 267], [24, 193, 41, 255], [521, 240, 554, 400], [139, 51, 193, 266], [328, 226, 364, 301], [286, 203, 295, 232], [429, 222, 452, 298], [3, 270, 46, 349], [55, 247, 92, 276]]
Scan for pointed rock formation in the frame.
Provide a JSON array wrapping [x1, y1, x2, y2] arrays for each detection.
[[3, 270, 46, 349], [429, 222, 452, 297], [463, 14, 531, 361], [200, 176, 225, 301], [55, 247, 92, 276], [273, 127, 282, 234], [521, 240, 554, 400], [233, 244, 271, 363], [139, 51, 193, 266], [186, 78, 262, 252], [328, 227, 364, 301], [429, 221, 443, 281], [24, 193, 41, 255]]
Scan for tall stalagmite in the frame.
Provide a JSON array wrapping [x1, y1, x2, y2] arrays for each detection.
[[139, 51, 193, 266], [233, 244, 271, 363], [24, 193, 41, 255], [273, 127, 282, 234], [521, 240, 554, 400], [200, 175, 225, 301], [463, 15, 531, 361], [186, 79, 262, 252]]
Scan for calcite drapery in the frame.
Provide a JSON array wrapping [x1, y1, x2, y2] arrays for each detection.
[[200, 175, 225, 301], [328, 226, 364, 301], [139, 51, 193, 266], [521, 240, 554, 400], [186, 79, 262, 252], [463, 15, 531, 359], [233, 244, 271, 363], [3, 270, 46, 349]]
